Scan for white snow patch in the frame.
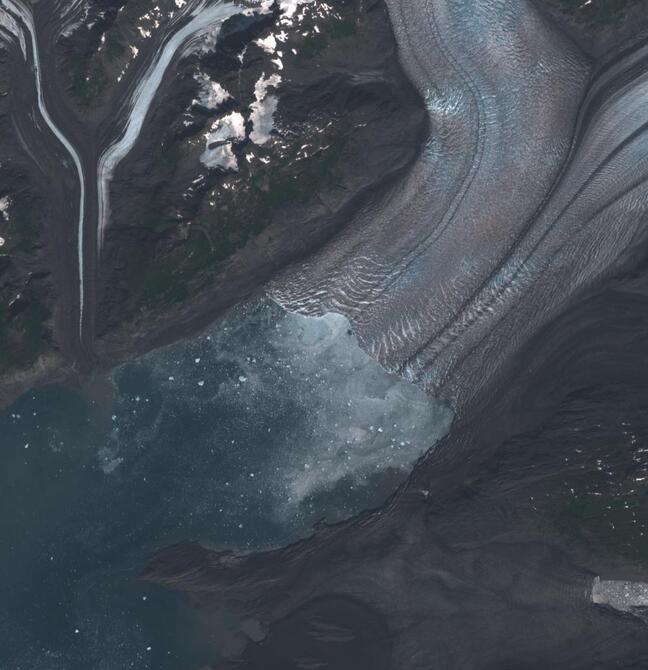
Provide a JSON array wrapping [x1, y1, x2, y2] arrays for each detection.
[[256, 33, 276, 53], [249, 73, 281, 145], [202, 143, 238, 171], [200, 112, 246, 171], [280, 0, 314, 18], [193, 71, 231, 110], [205, 112, 246, 142]]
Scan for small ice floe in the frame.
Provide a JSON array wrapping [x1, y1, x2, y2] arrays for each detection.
[[249, 74, 282, 145], [0, 237, 5, 247], [193, 71, 231, 110], [201, 112, 246, 171], [97, 446, 124, 475]]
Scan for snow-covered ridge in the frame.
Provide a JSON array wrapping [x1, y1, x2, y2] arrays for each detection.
[[192, 1, 330, 171], [249, 73, 282, 145]]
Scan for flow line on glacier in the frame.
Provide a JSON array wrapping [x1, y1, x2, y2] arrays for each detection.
[[0, 0, 87, 343]]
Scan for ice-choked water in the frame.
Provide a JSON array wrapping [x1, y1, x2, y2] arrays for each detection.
[[0, 297, 452, 670], [104, 298, 453, 532]]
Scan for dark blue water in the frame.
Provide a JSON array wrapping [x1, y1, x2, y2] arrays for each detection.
[[0, 298, 453, 669]]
